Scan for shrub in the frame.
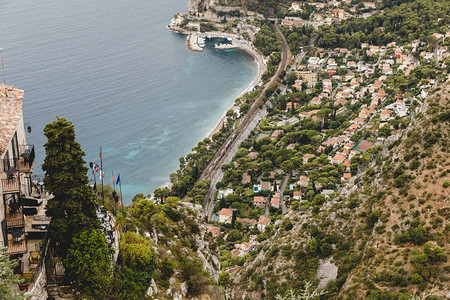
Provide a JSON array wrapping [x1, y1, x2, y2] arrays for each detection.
[[394, 223, 429, 245]]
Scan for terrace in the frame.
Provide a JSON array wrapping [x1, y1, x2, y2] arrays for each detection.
[[1, 145, 35, 174], [6, 203, 24, 228], [1, 172, 20, 193], [17, 145, 35, 173]]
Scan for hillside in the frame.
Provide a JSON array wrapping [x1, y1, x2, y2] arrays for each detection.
[[229, 82, 449, 299], [121, 196, 222, 299]]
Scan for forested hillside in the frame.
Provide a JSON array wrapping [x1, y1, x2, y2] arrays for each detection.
[[316, 0, 450, 49]]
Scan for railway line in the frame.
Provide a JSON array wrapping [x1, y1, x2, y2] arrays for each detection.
[[198, 21, 290, 182]]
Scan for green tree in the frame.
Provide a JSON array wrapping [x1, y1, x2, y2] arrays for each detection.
[[0, 248, 27, 300], [64, 229, 111, 297], [218, 271, 231, 287], [286, 72, 298, 85], [114, 232, 157, 298], [42, 117, 99, 257], [227, 229, 241, 242]]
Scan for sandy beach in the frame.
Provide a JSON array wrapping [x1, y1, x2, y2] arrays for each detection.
[[182, 32, 267, 139], [167, 22, 267, 139]]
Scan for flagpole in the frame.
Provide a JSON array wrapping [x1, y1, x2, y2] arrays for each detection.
[[118, 173, 123, 213], [112, 170, 116, 191], [112, 170, 116, 213], [100, 147, 104, 206], [93, 166, 97, 195]]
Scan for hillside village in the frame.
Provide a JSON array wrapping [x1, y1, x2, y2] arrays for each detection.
[[200, 16, 448, 277], [2, 0, 448, 299], [163, 0, 450, 297]]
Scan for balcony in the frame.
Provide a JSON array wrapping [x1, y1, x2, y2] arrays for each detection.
[[1, 173, 20, 193], [2, 158, 18, 173], [18, 145, 35, 174], [5, 233, 27, 255], [6, 203, 24, 228], [1, 145, 35, 174]]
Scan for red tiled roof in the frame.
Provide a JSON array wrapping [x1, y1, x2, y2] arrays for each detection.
[[0, 84, 24, 155], [257, 216, 271, 225], [254, 196, 265, 203], [218, 208, 233, 216], [207, 226, 221, 237]]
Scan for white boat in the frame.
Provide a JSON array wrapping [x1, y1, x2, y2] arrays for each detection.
[[198, 37, 206, 48]]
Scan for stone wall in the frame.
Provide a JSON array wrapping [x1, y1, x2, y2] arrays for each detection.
[[26, 263, 48, 300]]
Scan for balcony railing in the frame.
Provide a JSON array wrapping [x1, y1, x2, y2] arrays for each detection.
[[6, 205, 24, 228], [1, 176, 20, 193], [2, 158, 18, 173], [5, 233, 27, 255], [18, 145, 35, 173], [1, 145, 35, 174]]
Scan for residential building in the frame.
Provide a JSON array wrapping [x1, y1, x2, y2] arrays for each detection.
[[331, 154, 346, 164], [270, 197, 280, 208], [253, 196, 265, 207], [0, 84, 35, 252], [206, 225, 221, 237], [293, 191, 302, 200], [217, 208, 233, 223], [298, 175, 309, 187], [302, 154, 315, 164], [281, 19, 304, 28], [380, 109, 393, 121], [257, 216, 271, 232], [217, 188, 234, 199], [236, 218, 256, 227], [297, 71, 317, 87]]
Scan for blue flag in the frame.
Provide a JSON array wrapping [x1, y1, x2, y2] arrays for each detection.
[[116, 174, 120, 185]]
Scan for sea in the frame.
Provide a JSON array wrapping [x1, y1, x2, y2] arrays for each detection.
[[0, 0, 258, 203]]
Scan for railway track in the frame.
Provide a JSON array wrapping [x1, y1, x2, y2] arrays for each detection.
[[198, 21, 290, 181]]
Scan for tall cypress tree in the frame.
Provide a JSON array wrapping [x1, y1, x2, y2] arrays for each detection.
[[43, 117, 99, 257]]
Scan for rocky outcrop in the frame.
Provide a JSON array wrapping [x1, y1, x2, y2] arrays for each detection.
[[188, 0, 216, 14]]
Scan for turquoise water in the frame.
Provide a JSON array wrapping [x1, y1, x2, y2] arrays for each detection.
[[0, 0, 257, 203]]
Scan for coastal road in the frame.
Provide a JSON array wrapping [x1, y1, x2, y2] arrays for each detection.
[[199, 21, 290, 212]]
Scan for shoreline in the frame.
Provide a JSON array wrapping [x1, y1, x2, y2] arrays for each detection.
[[167, 27, 266, 139]]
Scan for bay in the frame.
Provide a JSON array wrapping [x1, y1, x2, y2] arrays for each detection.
[[0, 0, 257, 203]]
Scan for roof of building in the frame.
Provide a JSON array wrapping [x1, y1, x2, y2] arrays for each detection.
[[206, 226, 221, 237], [260, 181, 271, 190], [0, 84, 24, 155], [218, 208, 233, 216], [293, 191, 302, 196], [332, 154, 346, 162], [230, 249, 241, 256], [236, 217, 256, 226], [257, 216, 271, 225], [299, 175, 309, 181], [270, 197, 280, 204], [254, 196, 265, 203]]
